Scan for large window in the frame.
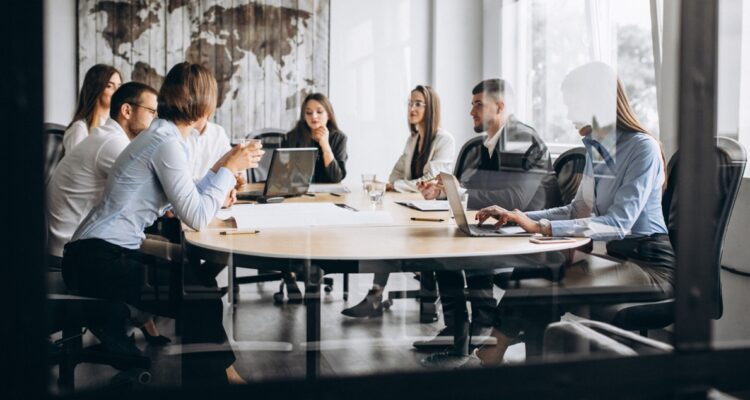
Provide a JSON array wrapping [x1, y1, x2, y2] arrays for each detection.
[[502, 0, 659, 152]]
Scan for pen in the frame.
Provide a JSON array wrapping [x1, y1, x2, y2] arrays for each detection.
[[220, 229, 260, 236], [330, 193, 342, 197], [303, 193, 315, 197], [411, 217, 444, 222]]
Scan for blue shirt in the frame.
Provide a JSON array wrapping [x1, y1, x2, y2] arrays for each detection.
[[527, 129, 667, 240], [71, 119, 236, 249]]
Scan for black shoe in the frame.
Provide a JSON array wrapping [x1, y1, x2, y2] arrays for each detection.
[[284, 277, 304, 304], [139, 327, 172, 346], [420, 350, 474, 369], [412, 326, 455, 350], [341, 289, 383, 318]]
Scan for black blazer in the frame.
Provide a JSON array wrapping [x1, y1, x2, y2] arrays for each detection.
[[283, 128, 348, 183]]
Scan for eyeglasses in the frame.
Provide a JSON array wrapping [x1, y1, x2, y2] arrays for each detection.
[[407, 100, 426, 109], [128, 103, 157, 116]]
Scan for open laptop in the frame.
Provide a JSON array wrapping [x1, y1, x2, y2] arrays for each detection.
[[440, 172, 533, 237], [238, 148, 317, 202]]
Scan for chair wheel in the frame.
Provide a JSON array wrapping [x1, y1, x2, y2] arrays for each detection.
[[110, 368, 151, 388], [382, 299, 392, 310], [273, 291, 284, 304], [324, 285, 333, 293]]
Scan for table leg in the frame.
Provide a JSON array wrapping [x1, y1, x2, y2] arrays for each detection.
[[304, 260, 322, 380]]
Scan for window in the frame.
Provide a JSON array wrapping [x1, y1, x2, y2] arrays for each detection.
[[500, 0, 659, 153]]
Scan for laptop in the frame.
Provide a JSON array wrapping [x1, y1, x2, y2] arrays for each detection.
[[440, 172, 533, 237], [237, 148, 317, 202]]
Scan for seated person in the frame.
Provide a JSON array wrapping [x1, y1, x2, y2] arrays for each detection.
[[413, 79, 552, 350], [63, 64, 122, 152], [61, 62, 264, 385], [465, 62, 673, 367], [47, 82, 167, 343], [342, 85, 455, 318], [277, 93, 349, 301]]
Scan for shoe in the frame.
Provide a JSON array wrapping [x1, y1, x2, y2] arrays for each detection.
[[412, 326, 455, 350], [456, 348, 484, 369], [284, 277, 304, 304], [341, 289, 383, 318], [139, 327, 172, 346]]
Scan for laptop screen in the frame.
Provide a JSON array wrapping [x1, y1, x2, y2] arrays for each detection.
[[439, 172, 472, 233], [264, 148, 317, 197]]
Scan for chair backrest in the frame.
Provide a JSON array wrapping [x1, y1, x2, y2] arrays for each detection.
[[243, 128, 287, 183], [552, 147, 587, 205], [660, 136, 746, 319], [43, 123, 67, 185], [453, 136, 484, 180]]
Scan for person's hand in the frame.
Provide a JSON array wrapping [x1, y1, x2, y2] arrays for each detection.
[[475, 206, 540, 233], [218, 142, 264, 175], [311, 125, 330, 146], [223, 188, 237, 208], [417, 178, 443, 200], [386, 182, 395, 192], [234, 172, 247, 190]]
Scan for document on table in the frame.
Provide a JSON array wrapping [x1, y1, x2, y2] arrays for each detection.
[[395, 200, 450, 211], [216, 203, 393, 230], [307, 184, 350, 194]]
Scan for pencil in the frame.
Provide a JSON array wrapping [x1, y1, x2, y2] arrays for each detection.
[[220, 229, 260, 236], [410, 217, 444, 222]]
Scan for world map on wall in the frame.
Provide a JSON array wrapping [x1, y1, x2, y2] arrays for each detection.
[[79, 0, 330, 140]]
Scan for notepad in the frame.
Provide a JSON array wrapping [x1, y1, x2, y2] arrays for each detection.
[[307, 184, 351, 194], [395, 200, 450, 212], [216, 203, 393, 230]]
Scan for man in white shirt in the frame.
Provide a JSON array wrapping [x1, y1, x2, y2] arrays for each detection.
[[46, 82, 158, 260], [187, 121, 233, 180]]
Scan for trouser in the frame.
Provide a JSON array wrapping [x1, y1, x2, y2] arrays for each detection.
[[493, 235, 675, 355], [435, 271, 496, 329], [62, 238, 235, 386]]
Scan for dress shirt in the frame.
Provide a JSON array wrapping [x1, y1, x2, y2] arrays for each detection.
[[187, 122, 232, 180], [526, 129, 667, 239], [46, 119, 131, 257], [63, 116, 109, 153], [71, 119, 236, 250], [482, 124, 504, 158]]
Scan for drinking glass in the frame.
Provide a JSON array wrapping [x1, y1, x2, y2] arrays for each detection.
[[368, 181, 386, 206], [361, 173, 376, 192]]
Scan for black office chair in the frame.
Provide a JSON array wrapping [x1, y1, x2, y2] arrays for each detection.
[[552, 147, 587, 206], [590, 137, 747, 334], [44, 123, 66, 185]]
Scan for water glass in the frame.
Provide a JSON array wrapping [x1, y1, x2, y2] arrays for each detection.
[[368, 181, 386, 206], [361, 173, 376, 192]]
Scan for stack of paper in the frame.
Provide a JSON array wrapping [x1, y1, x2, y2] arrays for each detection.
[[395, 200, 450, 211], [216, 203, 393, 230]]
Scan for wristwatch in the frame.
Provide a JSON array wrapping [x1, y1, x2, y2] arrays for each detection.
[[538, 219, 551, 236]]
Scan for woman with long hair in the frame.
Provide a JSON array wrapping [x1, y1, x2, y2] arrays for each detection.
[[62, 62, 262, 384], [341, 85, 455, 318], [446, 62, 674, 367], [63, 64, 122, 152]]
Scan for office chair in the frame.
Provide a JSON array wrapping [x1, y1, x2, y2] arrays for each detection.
[[225, 128, 339, 303], [43, 123, 66, 185], [552, 147, 587, 206], [590, 137, 746, 335]]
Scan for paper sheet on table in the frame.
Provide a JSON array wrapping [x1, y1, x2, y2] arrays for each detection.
[[215, 203, 392, 230], [307, 184, 350, 194], [395, 200, 449, 211]]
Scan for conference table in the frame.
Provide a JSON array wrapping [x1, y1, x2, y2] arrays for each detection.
[[182, 185, 667, 379]]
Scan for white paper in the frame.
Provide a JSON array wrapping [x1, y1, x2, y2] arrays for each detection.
[[217, 203, 393, 230], [307, 184, 350, 193], [397, 200, 450, 211]]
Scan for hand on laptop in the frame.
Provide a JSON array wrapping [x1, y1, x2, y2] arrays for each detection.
[[476, 206, 539, 233]]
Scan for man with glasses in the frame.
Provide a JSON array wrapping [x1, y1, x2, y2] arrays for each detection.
[[47, 82, 158, 264], [415, 79, 552, 361]]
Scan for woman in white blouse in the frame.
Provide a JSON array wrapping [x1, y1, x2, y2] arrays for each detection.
[[342, 85, 455, 318], [63, 64, 122, 153]]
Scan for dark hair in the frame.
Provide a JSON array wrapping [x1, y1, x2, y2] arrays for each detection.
[[157, 62, 218, 124], [410, 85, 441, 177], [70, 64, 121, 129], [472, 78, 513, 104], [109, 82, 158, 120], [293, 93, 340, 135]]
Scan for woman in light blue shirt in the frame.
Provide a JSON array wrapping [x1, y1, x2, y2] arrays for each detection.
[[62, 62, 262, 385], [467, 62, 675, 366]]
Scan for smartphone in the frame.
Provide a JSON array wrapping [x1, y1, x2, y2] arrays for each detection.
[[529, 236, 576, 244]]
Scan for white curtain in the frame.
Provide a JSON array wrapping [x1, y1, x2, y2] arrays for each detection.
[[585, 0, 617, 66]]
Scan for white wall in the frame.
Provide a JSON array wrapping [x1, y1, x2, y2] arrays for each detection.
[[44, 0, 77, 125], [717, 0, 743, 137]]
